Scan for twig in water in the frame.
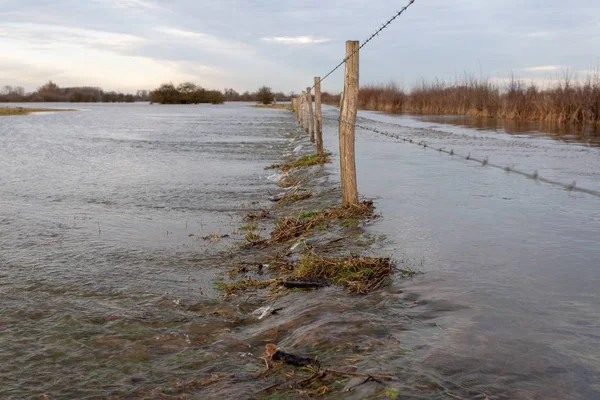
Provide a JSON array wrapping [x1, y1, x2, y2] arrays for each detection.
[[323, 368, 393, 381]]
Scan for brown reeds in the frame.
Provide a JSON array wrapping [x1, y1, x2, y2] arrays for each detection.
[[324, 74, 600, 125]]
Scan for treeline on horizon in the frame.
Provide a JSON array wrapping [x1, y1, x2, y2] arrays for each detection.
[[322, 74, 600, 125], [0, 82, 148, 103], [1, 81, 292, 105], [147, 83, 290, 104]]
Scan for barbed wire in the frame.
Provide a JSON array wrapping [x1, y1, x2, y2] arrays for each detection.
[[312, 0, 417, 90], [323, 115, 600, 198]]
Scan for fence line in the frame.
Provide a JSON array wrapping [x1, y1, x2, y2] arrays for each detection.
[[322, 115, 600, 198], [291, 0, 599, 203]]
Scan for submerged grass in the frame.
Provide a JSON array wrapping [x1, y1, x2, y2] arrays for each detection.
[[251, 104, 293, 111], [266, 153, 331, 173], [270, 201, 375, 244], [276, 189, 312, 204]]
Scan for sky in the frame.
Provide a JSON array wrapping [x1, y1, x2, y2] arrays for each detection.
[[1, 0, 599, 94]]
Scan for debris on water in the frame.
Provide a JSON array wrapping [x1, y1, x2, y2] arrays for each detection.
[[269, 192, 287, 202], [266, 344, 318, 367], [252, 305, 283, 319], [244, 209, 270, 221], [252, 305, 273, 319], [293, 145, 303, 153], [282, 277, 331, 289], [289, 240, 304, 251], [267, 173, 286, 183]]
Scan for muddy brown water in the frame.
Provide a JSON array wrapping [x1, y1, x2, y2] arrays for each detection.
[[1, 103, 599, 399]]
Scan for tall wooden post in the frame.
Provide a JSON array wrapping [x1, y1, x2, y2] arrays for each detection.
[[339, 41, 359, 205], [306, 87, 315, 143], [314, 77, 323, 155], [300, 91, 306, 130]]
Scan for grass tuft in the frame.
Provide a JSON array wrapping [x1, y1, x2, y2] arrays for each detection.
[[270, 201, 375, 244], [292, 252, 398, 294], [280, 153, 331, 172]]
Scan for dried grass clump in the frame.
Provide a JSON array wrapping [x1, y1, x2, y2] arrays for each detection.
[[293, 252, 396, 294], [277, 189, 312, 204], [244, 209, 270, 221], [278, 176, 301, 189], [224, 278, 280, 296], [269, 201, 375, 244]]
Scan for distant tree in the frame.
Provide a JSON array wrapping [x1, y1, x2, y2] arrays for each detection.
[[150, 83, 180, 104], [256, 86, 274, 105], [38, 81, 60, 94], [224, 88, 240, 101], [241, 91, 252, 101]]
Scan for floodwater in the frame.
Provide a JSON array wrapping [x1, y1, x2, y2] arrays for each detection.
[[1, 103, 599, 399]]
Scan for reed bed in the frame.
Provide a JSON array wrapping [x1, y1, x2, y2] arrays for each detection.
[[324, 75, 600, 125]]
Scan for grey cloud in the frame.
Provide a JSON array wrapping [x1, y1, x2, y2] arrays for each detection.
[[1, 0, 600, 92]]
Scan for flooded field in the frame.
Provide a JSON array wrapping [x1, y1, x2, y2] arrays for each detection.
[[1, 103, 599, 399]]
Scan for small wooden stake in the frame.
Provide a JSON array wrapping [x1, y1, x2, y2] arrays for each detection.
[[314, 77, 323, 155], [339, 41, 359, 205], [306, 87, 315, 143]]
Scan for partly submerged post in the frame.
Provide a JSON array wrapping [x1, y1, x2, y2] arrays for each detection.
[[293, 97, 299, 121], [306, 87, 315, 143], [339, 41, 359, 205], [302, 90, 309, 135], [314, 77, 323, 155], [300, 91, 306, 130]]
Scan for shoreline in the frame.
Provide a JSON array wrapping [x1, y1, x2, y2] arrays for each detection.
[[0, 107, 76, 116]]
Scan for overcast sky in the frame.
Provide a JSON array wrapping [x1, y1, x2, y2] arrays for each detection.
[[1, 0, 599, 94]]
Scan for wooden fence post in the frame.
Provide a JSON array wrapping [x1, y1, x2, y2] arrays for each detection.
[[293, 97, 299, 121], [306, 87, 315, 143], [339, 41, 359, 205], [302, 91, 309, 134], [314, 77, 323, 155], [296, 97, 301, 123], [300, 91, 306, 130]]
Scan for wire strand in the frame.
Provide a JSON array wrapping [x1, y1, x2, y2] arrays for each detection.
[[323, 116, 600, 198], [312, 0, 417, 89]]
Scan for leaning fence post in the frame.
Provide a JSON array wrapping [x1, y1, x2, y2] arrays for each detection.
[[314, 77, 323, 155], [306, 87, 315, 143], [339, 41, 359, 205]]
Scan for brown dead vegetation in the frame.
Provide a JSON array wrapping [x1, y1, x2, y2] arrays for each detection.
[[324, 74, 600, 125]]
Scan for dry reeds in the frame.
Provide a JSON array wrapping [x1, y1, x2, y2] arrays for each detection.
[[324, 74, 600, 125]]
